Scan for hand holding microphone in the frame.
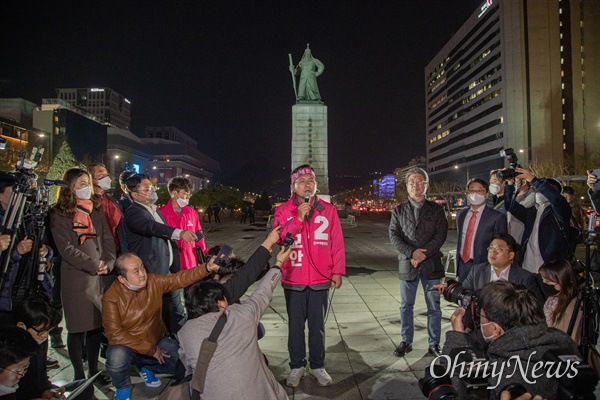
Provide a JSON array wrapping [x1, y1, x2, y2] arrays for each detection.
[[297, 192, 312, 222]]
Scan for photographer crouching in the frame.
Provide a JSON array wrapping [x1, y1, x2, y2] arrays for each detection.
[[436, 280, 591, 399]]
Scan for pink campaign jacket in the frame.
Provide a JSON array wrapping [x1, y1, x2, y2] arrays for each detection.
[[273, 196, 345, 288], [159, 202, 208, 270]]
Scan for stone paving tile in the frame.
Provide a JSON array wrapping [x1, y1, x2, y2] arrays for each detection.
[[44, 218, 600, 399]]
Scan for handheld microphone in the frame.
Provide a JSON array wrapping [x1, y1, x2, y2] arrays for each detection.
[[303, 193, 311, 221]]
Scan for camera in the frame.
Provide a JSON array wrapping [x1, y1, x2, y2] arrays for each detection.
[[496, 148, 522, 181], [419, 364, 459, 399], [282, 232, 295, 250], [442, 280, 479, 331]]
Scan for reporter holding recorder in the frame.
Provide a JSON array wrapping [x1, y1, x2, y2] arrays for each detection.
[[273, 164, 345, 387]]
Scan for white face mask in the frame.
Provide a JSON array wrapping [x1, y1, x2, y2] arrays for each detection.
[[122, 278, 145, 291], [36, 337, 48, 345], [467, 193, 486, 206], [146, 192, 158, 205], [97, 176, 112, 191], [176, 198, 189, 208], [535, 192, 548, 204], [480, 321, 496, 342], [75, 186, 92, 200], [489, 183, 501, 196], [0, 384, 18, 395]]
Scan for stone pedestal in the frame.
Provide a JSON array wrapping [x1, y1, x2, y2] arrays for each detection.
[[291, 102, 329, 194]]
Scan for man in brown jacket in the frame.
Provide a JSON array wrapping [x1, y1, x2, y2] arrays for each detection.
[[102, 253, 218, 400]]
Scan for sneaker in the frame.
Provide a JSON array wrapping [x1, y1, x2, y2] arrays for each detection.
[[310, 368, 332, 386], [114, 387, 131, 400], [286, 367, 306, 387], [46, 357, 59, 369], [138, 367, 162, 387]]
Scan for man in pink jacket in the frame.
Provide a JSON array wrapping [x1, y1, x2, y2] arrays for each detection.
[[273, 164, 345, 388], [159, 177, 208, 270]]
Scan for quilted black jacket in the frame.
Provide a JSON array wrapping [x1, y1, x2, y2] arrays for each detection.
[[389, 200, 448, 280]]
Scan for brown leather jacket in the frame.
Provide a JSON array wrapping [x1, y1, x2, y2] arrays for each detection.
[[102, 265, 210, 356]]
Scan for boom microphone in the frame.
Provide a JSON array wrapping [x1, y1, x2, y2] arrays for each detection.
[[44, 179, 69, 188]]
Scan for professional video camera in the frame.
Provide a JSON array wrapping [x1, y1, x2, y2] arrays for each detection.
[[442, 279, 479, 332], [496, 148, 522, 181], [0, 145, 67, 302]]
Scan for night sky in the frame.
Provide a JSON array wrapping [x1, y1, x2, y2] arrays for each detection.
[[1, 1, 482, 192]]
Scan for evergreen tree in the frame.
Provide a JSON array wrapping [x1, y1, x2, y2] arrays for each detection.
[[46, 139, 80, 202]]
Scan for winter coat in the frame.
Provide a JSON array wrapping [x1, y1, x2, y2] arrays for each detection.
[[442, 324, 579, 399], [102, 265, 210, 356], [178, 267, 287, 400], [273, 196, 345, 289], [49, 206, 115, 333], [505, 178, 571, 263], [389, 199, 448, 281]]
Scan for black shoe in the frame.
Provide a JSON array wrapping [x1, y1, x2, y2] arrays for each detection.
[[393, 341, 412, 357], [428, 344, 441, 357], [46, 357, 59, 369], [93, 371, 111, 386], [50, 335, 65, 349]]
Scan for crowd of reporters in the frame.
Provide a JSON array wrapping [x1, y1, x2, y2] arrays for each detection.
[[0, 164, 296, 400], [426, 168, 600, 399]]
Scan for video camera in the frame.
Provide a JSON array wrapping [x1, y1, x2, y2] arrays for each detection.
[[0, 145, 64, 301], [496, 148, 522, 181], [442, 279, 479, 332]]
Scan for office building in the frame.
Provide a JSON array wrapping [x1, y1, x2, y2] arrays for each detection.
[[56, 87, 131, 130], [425, 0, 600, 182]]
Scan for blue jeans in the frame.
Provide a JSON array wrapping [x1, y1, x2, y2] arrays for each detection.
[[106, 337, 179, 389], [399, 270, 441, 345]]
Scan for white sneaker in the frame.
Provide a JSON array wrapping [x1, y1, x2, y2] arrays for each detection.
[[286, 367, 306, 387], [310, 367, 332, 386]]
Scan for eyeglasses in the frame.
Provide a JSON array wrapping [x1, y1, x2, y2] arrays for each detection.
[[468, 189, 486, 195], [407, 180, 426, 186], [487, 246, 508, 253], [1, 363, 30, 377], [28, 325, 50, 337]]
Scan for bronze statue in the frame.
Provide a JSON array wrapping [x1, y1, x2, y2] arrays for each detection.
[[289, 44, 325, 102]]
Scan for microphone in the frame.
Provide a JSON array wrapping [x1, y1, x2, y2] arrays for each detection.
[[303, 193, 311, 221]]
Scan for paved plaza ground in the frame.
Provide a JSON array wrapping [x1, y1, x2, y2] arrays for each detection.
[[47, 215, 599, 399]]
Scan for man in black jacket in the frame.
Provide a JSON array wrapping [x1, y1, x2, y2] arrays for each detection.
[[0, 326, 37, 400], [442, 280, 580, 399], [389, 167, 447, 357], [123, 174, 197, 335]]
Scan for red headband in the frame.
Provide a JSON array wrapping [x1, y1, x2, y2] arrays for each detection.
[[291, 167, 316, 184]]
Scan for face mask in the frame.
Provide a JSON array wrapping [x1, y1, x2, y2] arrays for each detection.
[[0, 384, 18, 395], [467, 193, 486, 206], [480, 321, 496, 342], [147, 192, 158, 205], [36, 337, 48, 345], [176, 198, 189, 208], [123, 278, 145, 291], [97, 176, 112, 191], [489, 183, 501, 195], [75, 186, 92, 200], [535, 193, 548, 204]]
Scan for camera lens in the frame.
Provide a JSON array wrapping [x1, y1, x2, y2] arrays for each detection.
[[419, 365, 459, 400]]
